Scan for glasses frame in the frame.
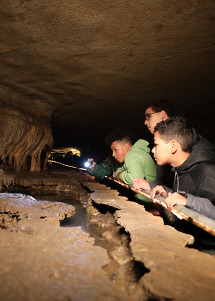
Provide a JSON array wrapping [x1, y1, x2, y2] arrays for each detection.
[[145, 112, 157, 120]]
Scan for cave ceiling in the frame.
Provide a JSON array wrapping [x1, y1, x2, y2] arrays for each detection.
[[0, 0, 215, 148]]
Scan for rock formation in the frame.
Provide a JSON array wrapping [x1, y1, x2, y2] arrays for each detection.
[[0, 103, 53, 172], [0, 189, 130, 301], [0, 1, 214, 299], [0, 1, 214, 145], [0, 170, 215, 301]]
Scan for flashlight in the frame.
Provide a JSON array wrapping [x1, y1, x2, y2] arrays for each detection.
[[84, 161, 93, 168]]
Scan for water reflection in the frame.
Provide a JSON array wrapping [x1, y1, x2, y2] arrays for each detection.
[[60, 208, 87, 232], [34, 194, 88, 232]]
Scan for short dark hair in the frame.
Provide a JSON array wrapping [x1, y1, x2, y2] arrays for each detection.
[[104, 127, 134, 146], [147, 100, 174, 117], [154, 116, 194, 153]]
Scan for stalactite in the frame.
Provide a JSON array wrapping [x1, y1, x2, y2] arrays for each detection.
[[0, 105, 53, 172]]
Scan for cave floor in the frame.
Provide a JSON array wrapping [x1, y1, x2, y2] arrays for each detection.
[[0, 168, 215, 301]]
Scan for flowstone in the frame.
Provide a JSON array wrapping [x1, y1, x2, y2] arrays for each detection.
[[0, 192, 130, 301], [86, 181, 215, 301], [1, 169, 215, 301]]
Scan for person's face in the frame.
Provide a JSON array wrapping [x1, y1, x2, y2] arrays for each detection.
[[144, 107, 163, 133], [152, 132, 172, 166], [111, 141, 130, 163]]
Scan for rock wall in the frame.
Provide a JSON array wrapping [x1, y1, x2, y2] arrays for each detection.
[[0, 1, 214, 145], [0, 102, 53, 172]]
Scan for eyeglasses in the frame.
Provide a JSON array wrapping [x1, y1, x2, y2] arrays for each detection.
[[145, 111, 161, 120]]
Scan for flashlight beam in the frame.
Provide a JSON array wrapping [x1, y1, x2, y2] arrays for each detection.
[[48, 160, 87, 171]]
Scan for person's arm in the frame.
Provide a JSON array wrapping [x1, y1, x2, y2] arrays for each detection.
[[150, 178, 215, 220], [192, 164, 215, 202], [132, 177, 151, 191], [88, 162, 113, 179], [186, 194, 215, 220], [160, 191, 215, 220], [114, 165, 126, 179], [119, 156, 146, 186], [187, 163, 215, 219], [150, 185, 170, 200], [115, 166, 125, 174]]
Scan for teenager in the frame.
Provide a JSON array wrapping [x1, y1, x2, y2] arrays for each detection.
[[133, 100, 174, 191], [150, 116, 215, 220], [104, 127, 156, 209]]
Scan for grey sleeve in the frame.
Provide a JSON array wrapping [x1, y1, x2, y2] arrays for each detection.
[[186, 194, 215, 220], [149, 181, 157, 190]]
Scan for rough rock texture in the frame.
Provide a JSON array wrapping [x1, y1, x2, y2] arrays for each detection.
[[0, 105, 53, 172], [0, 1, 214, 145], [0, 193, 130, 301], [86, 181, 215, 301], [1, 168, 215, 301], [1, 169, 91, 199], [0, 192, 75, 229]]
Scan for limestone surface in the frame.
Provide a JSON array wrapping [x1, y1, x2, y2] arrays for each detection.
[[0, 192, 130, 301], [87, 181, 215, 301], [1, 170, 215, 301]]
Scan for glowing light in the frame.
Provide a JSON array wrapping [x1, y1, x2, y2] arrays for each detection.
[[84, 162, 90, 168]]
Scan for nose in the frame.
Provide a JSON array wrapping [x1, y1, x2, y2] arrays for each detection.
[[144, 119, 148, 125], [152, 147, 155, 154]]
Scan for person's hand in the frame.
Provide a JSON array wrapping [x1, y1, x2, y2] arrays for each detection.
[[132, 177, 150, 191], [87, 158, 96, 171], [112, 172, 123, 183], [165, 192, 187, 211], [150, 185, 168, 201], [116, 172, 122, 181]]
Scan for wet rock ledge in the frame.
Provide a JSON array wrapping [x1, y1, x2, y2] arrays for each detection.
[[0, 168, 215, 301], [85, 181, 215, 301], [0, 174, 130, 301]]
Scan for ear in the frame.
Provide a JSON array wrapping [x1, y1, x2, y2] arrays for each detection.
[[170, 140, 178, 154], [161, 110, 168, 120], [124, 142, 131, 152]]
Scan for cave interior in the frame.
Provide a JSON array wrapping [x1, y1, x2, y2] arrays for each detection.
[[0, 0, 214, 171]]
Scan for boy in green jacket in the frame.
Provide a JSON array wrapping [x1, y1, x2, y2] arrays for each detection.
[[105, 127, 156, 209]]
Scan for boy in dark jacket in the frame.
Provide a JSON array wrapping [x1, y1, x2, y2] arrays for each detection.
[[150, 116, 215, 220]]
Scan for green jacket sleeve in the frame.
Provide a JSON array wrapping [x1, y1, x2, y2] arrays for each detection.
[[118, 152, 156, 186], [116, 166, 126, 174], [119, 156, 146, 186]]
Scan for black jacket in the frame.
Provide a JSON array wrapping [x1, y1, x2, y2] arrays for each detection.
[[164, 135, 215, 220]]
